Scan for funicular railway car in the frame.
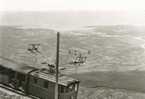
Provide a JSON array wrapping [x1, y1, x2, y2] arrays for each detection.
[[0, 57, 80, 99]]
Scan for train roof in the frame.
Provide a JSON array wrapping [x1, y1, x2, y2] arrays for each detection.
[[0, 56, 79, 86], [31, 70, 79, 86]]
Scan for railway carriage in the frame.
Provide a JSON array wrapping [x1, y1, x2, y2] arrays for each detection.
[[0, 57, 80, 99]]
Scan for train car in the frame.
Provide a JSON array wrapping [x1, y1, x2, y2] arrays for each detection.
[[0, 57, 80, 99]]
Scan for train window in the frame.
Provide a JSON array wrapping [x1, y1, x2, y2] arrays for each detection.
[[43, 81, 48, 88], [44, 81, 48, 88], [33, 77, 38, 84], [18, 74, 25, 81], [60, 86, 65, 93]]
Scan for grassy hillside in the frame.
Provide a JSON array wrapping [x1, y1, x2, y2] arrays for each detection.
[[71, 71, 145, 92], [78, 87, 145, 99], [1, 25, 145, 71], [1, 25, 145, 98]]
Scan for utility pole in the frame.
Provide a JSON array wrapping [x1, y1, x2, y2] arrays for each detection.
[[55, 32, 60, 99]]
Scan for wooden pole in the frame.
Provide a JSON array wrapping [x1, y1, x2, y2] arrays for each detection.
[[55, 32, 60, 99]]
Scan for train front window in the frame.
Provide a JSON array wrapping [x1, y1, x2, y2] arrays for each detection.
[[68, 82, 80, 92], [68, 84, 75, 92]]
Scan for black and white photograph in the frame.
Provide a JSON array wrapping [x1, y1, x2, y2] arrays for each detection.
[[0, 0, 145, 99]]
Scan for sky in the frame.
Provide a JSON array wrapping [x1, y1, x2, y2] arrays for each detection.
[[0, 0, 145, 30], [0, 0, 145, 11]]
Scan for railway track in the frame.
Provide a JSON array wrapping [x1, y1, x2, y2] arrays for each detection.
[[0, 84, 39, 99]]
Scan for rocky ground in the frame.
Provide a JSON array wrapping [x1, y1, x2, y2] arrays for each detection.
[[0, 87, 31, 99]]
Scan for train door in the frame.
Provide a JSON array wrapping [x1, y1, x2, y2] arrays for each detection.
[[59, 81, 79, 99]]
